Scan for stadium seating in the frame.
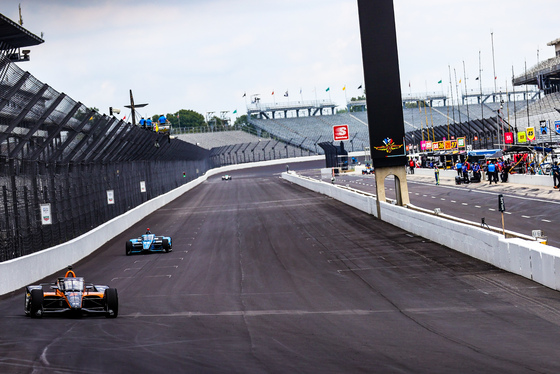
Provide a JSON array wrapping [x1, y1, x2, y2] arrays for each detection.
[[182, 93, 559, 163], [176, 131, 261, 149]]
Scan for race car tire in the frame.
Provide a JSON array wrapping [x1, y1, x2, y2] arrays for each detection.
[[30, 289, 44, 318], [125, 241, 133, 256], [163, 239, 171, 252], [105, 288, 118, 318]]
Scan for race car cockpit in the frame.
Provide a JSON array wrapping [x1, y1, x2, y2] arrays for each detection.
[[57, 277, 84, 292]]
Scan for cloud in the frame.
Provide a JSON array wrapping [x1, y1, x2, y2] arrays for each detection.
[[3, 0, 558, 120]]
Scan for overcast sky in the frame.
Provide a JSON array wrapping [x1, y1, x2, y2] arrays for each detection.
[[2, 0, 559, 121]]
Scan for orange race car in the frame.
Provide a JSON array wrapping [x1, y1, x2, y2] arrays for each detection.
[[24, 266, 118, 318]]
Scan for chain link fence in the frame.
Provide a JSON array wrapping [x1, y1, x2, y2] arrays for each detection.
[[0, 55, 211, 261]]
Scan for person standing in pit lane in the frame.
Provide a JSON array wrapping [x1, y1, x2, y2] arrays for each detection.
[[487, 161, 496, 184], [493, 161, 500, 184], [472, 162, 481, 182], [552, 161, 560, 189], [462, 162, 469, 183], [501, 160, 511, 183], [455, 160, 463, 177]]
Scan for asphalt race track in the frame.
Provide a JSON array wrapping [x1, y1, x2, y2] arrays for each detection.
[[2, 163, 560, 373]]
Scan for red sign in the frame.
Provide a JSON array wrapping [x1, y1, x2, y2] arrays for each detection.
[[333, 125, 349, 141], [504, 132, 514, 144]]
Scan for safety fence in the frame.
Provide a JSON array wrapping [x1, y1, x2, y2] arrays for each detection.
[[0, 55, 211, 261]]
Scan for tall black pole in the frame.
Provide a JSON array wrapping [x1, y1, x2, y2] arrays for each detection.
[[357, 0, 406, 168]]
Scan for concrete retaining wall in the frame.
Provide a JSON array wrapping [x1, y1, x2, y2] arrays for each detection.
[[282, 172, 560, 291]]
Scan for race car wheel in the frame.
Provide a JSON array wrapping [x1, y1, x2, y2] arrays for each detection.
[[125, 241, 132, 256], [29, 289, 44, 318], [105, 288, 118, 318], [163, 239, 171, 252]]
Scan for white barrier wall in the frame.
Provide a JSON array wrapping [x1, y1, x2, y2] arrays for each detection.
[[0, 157, 325, 296], [282, 172, 560, 292]]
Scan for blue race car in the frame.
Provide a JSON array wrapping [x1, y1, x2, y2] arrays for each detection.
[[126, 229, 172, 255]]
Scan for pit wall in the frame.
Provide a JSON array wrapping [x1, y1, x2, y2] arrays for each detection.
[[413, 167, 555, 187], [0, 155, 323, 296], [281, 172, 560, 291]]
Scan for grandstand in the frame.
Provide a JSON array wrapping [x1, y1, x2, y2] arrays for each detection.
[[208, 139, 310, 166], [245, 99, 525, 153], [176, 130, 261, 149], [513, 37, 560, 94], [179, 86, 559, 162]]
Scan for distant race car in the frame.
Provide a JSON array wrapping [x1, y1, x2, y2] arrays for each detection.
[[222, 175, 232, 180], [25, 266, 118, 318], [362, 167, 373, 175], [126, 229, 172, 255]]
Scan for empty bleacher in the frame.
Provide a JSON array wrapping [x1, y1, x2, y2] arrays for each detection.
[[512, 91, 560, 131], [178, 93, 557, 167], [209, 139, 310, 166], [247, 101, 511, 153], [176, 130, 262, 149]]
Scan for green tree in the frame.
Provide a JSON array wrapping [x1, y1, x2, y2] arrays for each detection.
[[152, 109, 205, 129], [234, 114, 247, 127], [74, 107, 99, 121], [350, 95, 366, 101]]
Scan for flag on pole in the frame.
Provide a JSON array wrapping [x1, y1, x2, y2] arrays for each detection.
[[233, 109, 237, 114], [242, 92, 246, 97], [284, 91, 288, 97], [271, 90, 274, 95], [342, 86, 346, 91], [437, 80, 442, 84], [326, 87, 330, 92], [357, 85, 362, 89]]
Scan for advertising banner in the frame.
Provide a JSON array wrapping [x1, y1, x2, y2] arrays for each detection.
[[526, 127, 535, 141], [40, 203, 52, 225], [540, 120, 548, 135], [333, 125, 350, 141], [107, 190, 115, 205]]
